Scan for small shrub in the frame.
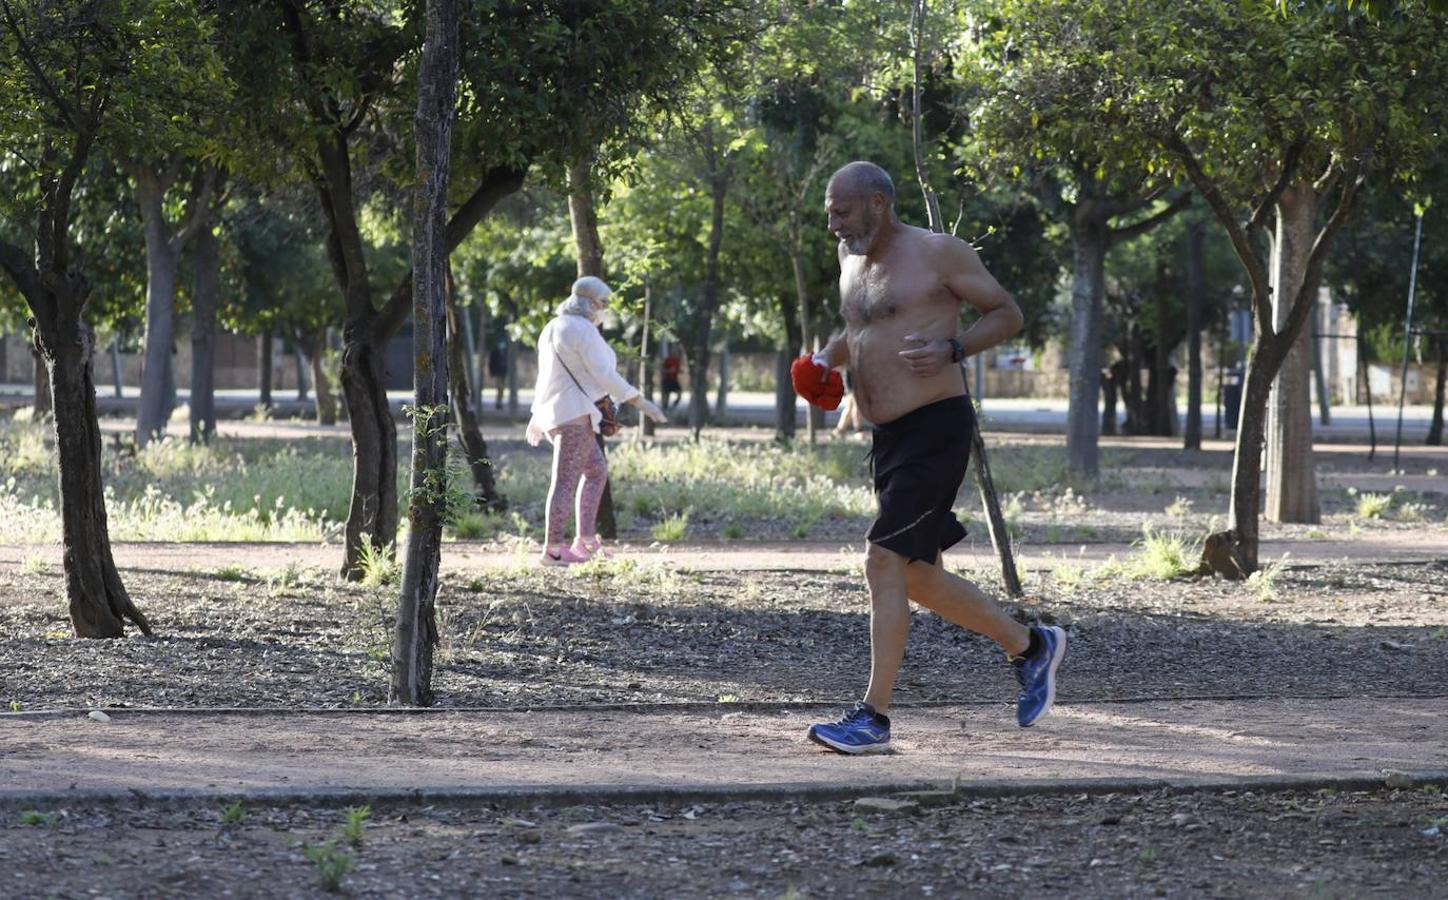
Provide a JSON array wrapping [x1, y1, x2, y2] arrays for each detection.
[[1130, 525, 1198, 581], [356, 534, 399, 588], [1247, 555, 1289, 603], [723, 521, 744, 540], [1164, 496, 1193, 518], [1356, 492, 1393, 519], [221, 801, 247, 826], [20, 554, 48, 575], [18, 810, 57, 827], [340, 805, 370, 848], [651, 511, 689, 542], [214, 564, 250, 582], [302, 840, 354, 892]]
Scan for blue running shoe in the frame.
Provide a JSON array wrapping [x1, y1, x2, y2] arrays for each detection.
[[807, 702, 891, 754], [1013, 625, 1067, 727]]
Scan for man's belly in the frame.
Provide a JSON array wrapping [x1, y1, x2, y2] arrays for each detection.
[[848, 325, 966, 425]]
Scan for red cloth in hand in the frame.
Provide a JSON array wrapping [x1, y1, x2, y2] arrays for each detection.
[[790, 354, 844, 410]]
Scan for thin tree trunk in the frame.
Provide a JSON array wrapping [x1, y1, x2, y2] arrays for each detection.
[[1183, 220, 1205, 450], [294, 345, 309, 401], [392, 0, 457, 706], [1264, 184, 1320, 524], [446, 270, 503, 509], [310, 329, 337, 425], [790, 249, 815, 444], [339, 333, 399, 576], [1066, 211, 1108, 476], [639, 280, 656, 438], [110, 339, 123, 399], [135, 170, 181, 446], [258, 327, 273, 410], [714, 343, 729, 418], [1312, 299, 1332, 425], [189, 224, 219, 443], [1427, 337, 1445, 446], [32, 346, 51, 417], [1150, 293, 1173, 436], [565, 157, 615, 539], [1100, 365, 1117, 436], [689, 172, 730, 439]]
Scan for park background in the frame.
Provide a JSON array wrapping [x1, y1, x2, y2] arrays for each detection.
[[2, 1, 1446, 897]]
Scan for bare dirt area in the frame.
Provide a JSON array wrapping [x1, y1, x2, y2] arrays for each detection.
[[4, 787, 1446, 898], [1, 558, 1446, 711]]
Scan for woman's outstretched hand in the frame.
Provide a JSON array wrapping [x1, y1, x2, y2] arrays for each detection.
[[634, 397, 668, 423], [525, 419, 547, 446]]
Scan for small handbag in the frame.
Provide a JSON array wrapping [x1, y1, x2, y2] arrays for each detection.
[[557, 356, 621, 437]]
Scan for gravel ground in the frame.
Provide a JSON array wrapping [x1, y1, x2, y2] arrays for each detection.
[[4, 787, 1446, 898], [2, 559, 1445, 711]]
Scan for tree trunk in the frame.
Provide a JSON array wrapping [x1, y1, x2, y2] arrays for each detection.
[[135, 170, 181, 446], [446, 270, 504, 509], [1100, 366, 1117, 436], [1065, 211, 1108, 477], [774, 349, 797, 442], [4, 225, 149, 638], [714, 343, 729, 418], [32, 346, 52, 417], [689, 172, 730, 439], [1149, 293, 1174, 436], [1427, 337, 1445, 446], [1264, 184, 1320, 524], [189, 224, 220, 443], [1312, 298, 1331, 426], [339, 330, 399, 577], [48, 327, 152, 637], [294, 345, 310, 401], [258, 327, 273, 409], [565, 157, 616, 539], [1125, 326, 1146, 434], [392, 0, 457, 706], [789, 249, 815, 444], [1183, 220, 1205, 450], [310, 329, 338, 425], [639, 281, 656, 438]]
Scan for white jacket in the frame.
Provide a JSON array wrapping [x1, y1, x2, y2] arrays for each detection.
[[528, 312, 640, 435]]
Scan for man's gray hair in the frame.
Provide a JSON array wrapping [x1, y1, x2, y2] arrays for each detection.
[[829, 161, 895, 207]]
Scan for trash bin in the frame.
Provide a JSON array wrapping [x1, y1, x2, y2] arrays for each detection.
[[1223, 370, 1243, 431]]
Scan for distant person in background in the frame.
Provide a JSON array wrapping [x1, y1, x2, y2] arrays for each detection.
[[488, 337, 509, 410], [526, 277, 667, 565], [660, 348, 683, 410]]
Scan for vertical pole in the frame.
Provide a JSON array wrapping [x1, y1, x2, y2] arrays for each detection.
[[1393, 212, 1423, 471]]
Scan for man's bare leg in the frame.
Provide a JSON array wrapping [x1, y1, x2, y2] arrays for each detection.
[[905, 554, 1030, 655], [862, 543, 914, 714]]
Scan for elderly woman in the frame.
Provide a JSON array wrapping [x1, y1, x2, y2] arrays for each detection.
[[526, 276, 666, 565]]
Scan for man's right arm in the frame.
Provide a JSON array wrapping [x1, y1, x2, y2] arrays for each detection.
[[814, 334, 849, 370]]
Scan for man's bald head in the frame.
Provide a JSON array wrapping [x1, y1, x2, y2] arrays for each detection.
[[825, 161, 896, 255], [827, 161, 895, 209]]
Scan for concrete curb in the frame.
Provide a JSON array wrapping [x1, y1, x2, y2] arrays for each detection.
[[2, 771, 1445, 815]]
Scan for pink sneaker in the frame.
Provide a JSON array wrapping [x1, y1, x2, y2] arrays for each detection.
[[571, 536, 613, 560], [538, 544, 588, 566]]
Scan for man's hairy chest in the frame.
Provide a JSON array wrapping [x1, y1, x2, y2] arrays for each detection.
[[840, 263, 951, 328]]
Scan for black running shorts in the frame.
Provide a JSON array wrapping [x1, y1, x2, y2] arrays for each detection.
[[865, 394, 973, 564]]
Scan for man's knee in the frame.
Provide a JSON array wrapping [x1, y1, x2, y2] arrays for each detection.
[[863, 542, 908, 584]]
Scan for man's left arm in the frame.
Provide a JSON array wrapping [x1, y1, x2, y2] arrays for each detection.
[[901, 237, 1023, 376]]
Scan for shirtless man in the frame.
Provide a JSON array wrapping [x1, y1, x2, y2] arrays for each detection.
[[796, 161, 1067, 754]]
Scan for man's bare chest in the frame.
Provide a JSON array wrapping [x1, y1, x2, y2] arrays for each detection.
[[840, 264, 948, 327]]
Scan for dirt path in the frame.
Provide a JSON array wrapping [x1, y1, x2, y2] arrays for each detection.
[[0, 531, 1442, 576], [4, 697, 1444, 805]]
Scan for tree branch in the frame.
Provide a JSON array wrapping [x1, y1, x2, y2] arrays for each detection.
[[0, 0, 83, 131], [374, 165, 527, 341], [1246, 138, 1305, 234], [1166, 131, 1271, 306], [1108, 189, 1193, 246], [173, 165, 219, 251]]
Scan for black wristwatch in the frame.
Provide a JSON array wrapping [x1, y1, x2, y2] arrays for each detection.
[[947, 337, 965, 364]]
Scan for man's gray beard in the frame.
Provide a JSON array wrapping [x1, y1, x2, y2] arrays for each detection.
[[842, 211, 879, 255]]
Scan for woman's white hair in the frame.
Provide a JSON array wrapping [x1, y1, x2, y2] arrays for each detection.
[[557, 276, 612, 320]]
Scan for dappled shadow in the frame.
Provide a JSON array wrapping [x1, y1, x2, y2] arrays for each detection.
[[3, 563, 1445, 711]]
